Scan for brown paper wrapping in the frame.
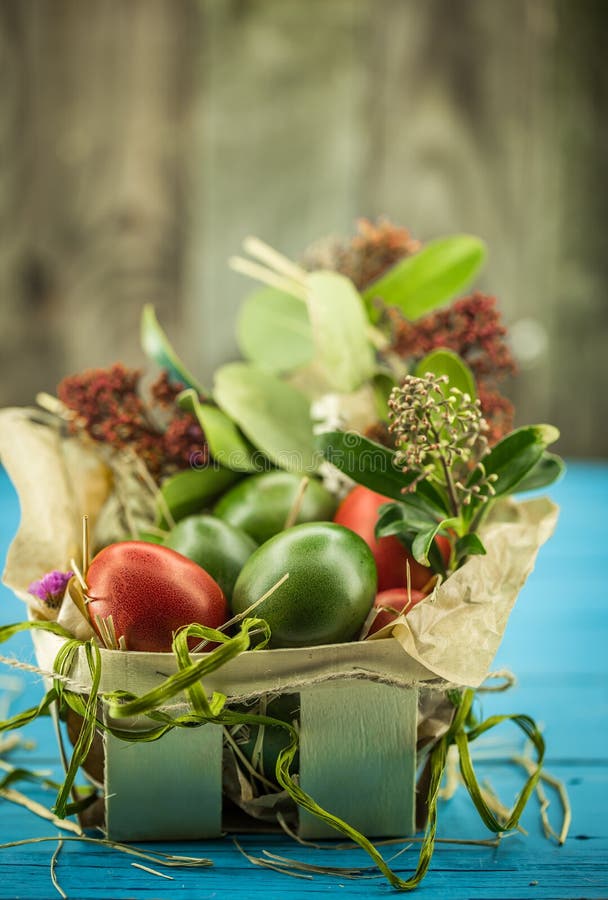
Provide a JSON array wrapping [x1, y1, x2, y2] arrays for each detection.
[[369, 496, 559, 686]]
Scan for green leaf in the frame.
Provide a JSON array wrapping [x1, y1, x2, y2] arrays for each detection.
[[236, 287, 314, 373], [140, 305, 208, 396], [455, 532, 486, 562], [214, 363, 317, 473], [374, 502, 449, 576], [316, 431, 448, 514], [375, 501, 438, 540], [411, 517, 459, 566], [414, 349, 476, 399], [513, 452, 565, 494], [317, 430, 407, 500], [473, 424, 560, 498], [178, 388, 260, 473], [306, 272, 375, 392], [363, 235, 487, 320], [158, 465, 241, 525]]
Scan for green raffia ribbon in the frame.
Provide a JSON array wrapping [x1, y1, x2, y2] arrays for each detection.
[[0, 618, 546, 891], [0, 621, 73, 736]]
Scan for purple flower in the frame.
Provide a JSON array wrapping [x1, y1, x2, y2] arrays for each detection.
[[28, 570, 72, 609]]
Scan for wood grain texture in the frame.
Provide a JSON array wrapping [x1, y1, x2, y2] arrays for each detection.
[[0, 0, 606, 456], [0, 0, 201, 399]]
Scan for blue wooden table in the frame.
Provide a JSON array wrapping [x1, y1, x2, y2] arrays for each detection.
[[0, 463, 606, 899]]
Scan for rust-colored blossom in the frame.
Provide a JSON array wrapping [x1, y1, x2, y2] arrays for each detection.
[[57, 363, 206, 480], [387, 293, 516, 383], [150, 369, 184, 407], [163, 415, 209, 470], [304, 217, 421, 292], [476, 384, 515, 446]]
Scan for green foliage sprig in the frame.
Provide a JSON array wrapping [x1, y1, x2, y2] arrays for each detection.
[[318, 361, 563, 573], [139, 232, 488, 494]]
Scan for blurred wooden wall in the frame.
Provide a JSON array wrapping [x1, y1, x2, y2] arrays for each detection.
[[0, 0, 606, 457]]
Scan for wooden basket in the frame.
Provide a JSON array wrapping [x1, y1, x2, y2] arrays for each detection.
[[31, 626, 444, 841]]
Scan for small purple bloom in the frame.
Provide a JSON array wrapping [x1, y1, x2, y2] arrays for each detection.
[[28, 570, 72, 609]]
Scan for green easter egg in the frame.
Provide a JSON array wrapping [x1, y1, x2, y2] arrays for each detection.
[[231, 522, 376, 648], [165, 514, 257, 600], [213, 471, 337, 545]]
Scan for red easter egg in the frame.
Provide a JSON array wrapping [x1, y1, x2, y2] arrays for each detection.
[[86, 541, 228, 652], [333, 485, 450, 592]]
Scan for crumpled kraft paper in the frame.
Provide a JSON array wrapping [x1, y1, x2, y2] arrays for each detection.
[[0, 408, 111, 614], [369, 496, 559, 687]]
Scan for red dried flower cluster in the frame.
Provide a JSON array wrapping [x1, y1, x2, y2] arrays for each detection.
[[304, 218, 421, 292], [385, 293, 517, 444], [57, 364, 207, 480]]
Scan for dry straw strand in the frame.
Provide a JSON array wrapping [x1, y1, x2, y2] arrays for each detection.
[[50, 839, 67, 899]]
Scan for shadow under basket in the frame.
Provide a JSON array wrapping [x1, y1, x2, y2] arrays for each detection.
[[32, 628, 449, 842]]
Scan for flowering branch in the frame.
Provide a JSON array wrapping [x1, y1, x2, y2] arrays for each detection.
[[388, 373, 498, 524]]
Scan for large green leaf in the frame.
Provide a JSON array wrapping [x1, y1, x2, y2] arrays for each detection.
[[140, 305, 208, 396], [236, 287, 314, 373], [471, 424, 560, 498], [178, 388, 260, 473], [513, 452, 565, 494], [214, 363, 317, 473], [363, 235, 486, 320], [414, 349, 476, 399], [316, 431, 448, 514], [306, 272, 375, 392], [158, 466, 241, 525]]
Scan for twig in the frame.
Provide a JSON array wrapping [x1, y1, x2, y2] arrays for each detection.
[[229, 257, 308, 301], [243, 236, 308, 284], [0, 788, 82, 835], [132, 453, 176, 531], [50, 839, 67, 899], [190, 573, 289, 653], [223, 728, 277, 792], [276, 812, 507, 850], [478, 669, 517, 693], [131, 863, 174, 880], [283, 477, 310, 530], [82, 516, 90, 575], [0, 835, 213, 867], [232, 838, 312, 880], [69, 559, 88, 594], [93, 615, 113, 650]]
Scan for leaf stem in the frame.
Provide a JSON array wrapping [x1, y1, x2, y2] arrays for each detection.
[[429, 420, 459, 518]]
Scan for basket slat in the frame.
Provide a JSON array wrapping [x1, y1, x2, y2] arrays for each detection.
[[103, 718, 223, 841], [298, 681, 417, 838]]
